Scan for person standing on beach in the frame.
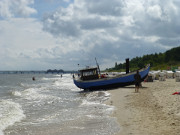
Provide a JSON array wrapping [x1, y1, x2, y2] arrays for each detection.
[[134, 70, 141, 93]]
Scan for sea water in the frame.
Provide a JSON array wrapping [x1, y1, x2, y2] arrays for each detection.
[[0, 74, 120, 135]]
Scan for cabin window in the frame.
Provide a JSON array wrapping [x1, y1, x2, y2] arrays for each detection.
[[83, 71, 96, 76], [80, 68, 99, 80], [94, 70, 97, 74]]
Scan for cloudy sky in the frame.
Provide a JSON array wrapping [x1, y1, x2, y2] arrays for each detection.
[[0, 0, 180, 71]]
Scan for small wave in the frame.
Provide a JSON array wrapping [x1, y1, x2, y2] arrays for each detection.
[[18, 83, 28, 88], [11, 91, 22, 97], [19, 83, 25, 87], [23, 88, 61, 101], [0, 100, 25, 134], [11, 88, 37, 99], [80, 91, 113, 111], [79, 91, 115, 117], [41, 77, 51, 81], [81, 100, 101, 106], [70, 87, 81, 92], [105, 106, 115, 115], [54, 80, 75, 89], [85, 91, 111, 103], [54, 75, 63, 77], [42, 77, 59, 81], [11, 88, 61, 107], [54, 81, 61, 86]]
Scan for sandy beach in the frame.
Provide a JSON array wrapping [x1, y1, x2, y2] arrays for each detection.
[[106, 79, 180, 135]]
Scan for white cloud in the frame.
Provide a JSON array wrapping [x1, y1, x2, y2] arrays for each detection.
[[1, 0, 180, 70], [41, 0, 180, 69], [0, 0, 36, 18], [0, 18, 72, 70], [86, 0, 124, 16], [0, 17, 94, 70], [147, 5, 162, 20]]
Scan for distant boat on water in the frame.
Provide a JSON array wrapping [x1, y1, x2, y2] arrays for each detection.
[[73, 64, 150, 90]]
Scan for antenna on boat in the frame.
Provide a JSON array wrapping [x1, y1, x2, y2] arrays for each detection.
[[95, 57, 101, 75]]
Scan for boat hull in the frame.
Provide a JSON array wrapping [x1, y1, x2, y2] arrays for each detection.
[[74, 66, 150, 90]]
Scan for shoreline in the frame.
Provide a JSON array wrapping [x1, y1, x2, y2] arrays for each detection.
[[106, 79, 180, 135]]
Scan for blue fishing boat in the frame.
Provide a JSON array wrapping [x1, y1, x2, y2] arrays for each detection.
[[73, 65, 150, 90]]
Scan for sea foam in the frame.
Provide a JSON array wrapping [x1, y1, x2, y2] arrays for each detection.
[[0, 100, 25, 134]]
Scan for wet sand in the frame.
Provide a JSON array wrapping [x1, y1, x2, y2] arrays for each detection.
[[106, 79, 180, 135]]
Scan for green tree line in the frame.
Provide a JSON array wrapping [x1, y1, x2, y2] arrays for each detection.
[[106, 46, 180, 72]]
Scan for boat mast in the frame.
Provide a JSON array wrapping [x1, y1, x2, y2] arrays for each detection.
[[95, 57, 101, 75]]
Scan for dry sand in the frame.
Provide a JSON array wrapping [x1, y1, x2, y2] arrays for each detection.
[[106, 79, 180, 135]]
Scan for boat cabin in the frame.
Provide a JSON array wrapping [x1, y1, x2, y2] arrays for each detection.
[[79, 67, 99, 81]]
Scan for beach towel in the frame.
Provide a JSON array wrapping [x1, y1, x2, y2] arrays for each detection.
[[172, 92, 180, 95]]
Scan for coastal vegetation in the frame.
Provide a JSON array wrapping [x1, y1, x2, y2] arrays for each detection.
[[106, 46, 180, 72]]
